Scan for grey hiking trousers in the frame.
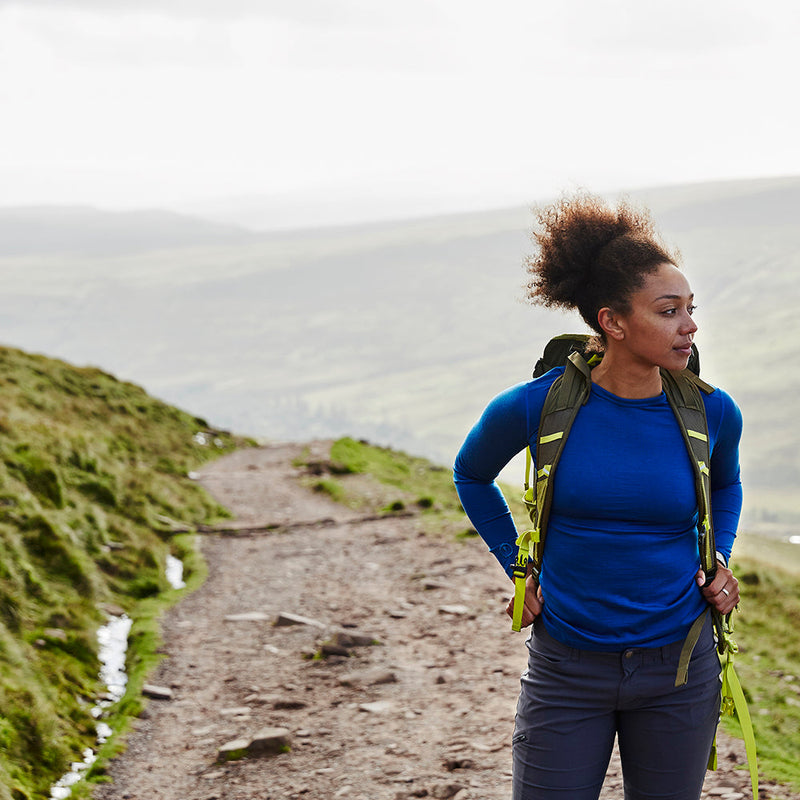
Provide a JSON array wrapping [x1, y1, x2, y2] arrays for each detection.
[[512, 615, 721, 800]]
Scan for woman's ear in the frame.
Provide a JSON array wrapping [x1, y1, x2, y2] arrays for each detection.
[[597, 307, 625, 341]]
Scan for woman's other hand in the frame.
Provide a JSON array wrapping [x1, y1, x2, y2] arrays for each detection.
[[506, 575, 544, 628], [696, 563, 739, 615]]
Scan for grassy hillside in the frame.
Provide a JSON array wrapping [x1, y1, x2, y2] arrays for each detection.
[[301, 437, 800, 792], [0, 346, 250, 799]]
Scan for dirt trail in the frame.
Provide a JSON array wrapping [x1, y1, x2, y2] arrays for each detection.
[[93, 442, 793, 800]]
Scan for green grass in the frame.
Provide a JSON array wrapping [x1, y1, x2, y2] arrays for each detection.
[[298, 437, 800, 795], [79, 532, 210, 792], [722, 557, 800, 790], [311, 477, 347, 504], [296, 436, 467, 535], [329, 437, 455, 498], [0, 345, 252, 799]]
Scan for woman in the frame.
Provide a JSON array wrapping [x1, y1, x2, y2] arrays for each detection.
[[453, 194, 743, 800]]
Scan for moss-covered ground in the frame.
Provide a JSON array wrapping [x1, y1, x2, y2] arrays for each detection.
[[0, 346, 253, 799]]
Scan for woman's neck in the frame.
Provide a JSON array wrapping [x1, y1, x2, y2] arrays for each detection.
[[590, 352, 662, 399]]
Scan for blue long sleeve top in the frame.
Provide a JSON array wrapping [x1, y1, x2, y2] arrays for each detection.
[[453, 368, 743, 651]]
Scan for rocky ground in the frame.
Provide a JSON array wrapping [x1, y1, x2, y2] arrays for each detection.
[[93, 442, 795, 800]]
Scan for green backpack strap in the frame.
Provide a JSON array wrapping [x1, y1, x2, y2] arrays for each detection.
[[661, 368, 717, 583], [530, 352, 593, 581], [662, 369, 759, 797], [718, 620, 759, 799], [512, 352, 592, 631]]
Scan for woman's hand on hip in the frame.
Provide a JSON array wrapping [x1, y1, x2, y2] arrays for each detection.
[[696, 563, 739, 615], [506, 575, 543, 628]]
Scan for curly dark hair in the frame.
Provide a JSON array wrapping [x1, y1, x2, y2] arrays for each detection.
[[525, 193, 680, 348]]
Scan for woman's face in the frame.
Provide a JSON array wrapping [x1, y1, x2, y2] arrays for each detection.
[[613, 262, 698, 372]]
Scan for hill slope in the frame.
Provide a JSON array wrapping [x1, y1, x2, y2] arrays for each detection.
[[0, 206, 257, 257], [0, 176, 798, 532], [0, 346, 247, 799]]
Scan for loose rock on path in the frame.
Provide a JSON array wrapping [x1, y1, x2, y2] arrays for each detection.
[[93, 442, 796, 800]]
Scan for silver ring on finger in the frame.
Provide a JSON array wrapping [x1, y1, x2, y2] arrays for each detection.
[[721, 587, 730, 597]]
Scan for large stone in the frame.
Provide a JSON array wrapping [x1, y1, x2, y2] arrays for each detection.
[[217, 738, 250, 762], [142, 684, 173, 701], [338, 668, 398, 687], [216, 727, 291, 762], [320, 643, 351, 657], [224, 611, 271, 622], [332, 630, 379, 647], [248, 726, 291, 756], [438, 605, 470, 616], [359, 700, 395, 714], [274, 612, 327, 629]]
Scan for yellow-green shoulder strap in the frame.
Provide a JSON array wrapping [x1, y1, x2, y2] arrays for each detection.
[[716, 625, 759, 797], [661, 368, 716, 580], [528, 352, 592, 582], [511, 353, 591, 631], [661, 370, 758, 794]]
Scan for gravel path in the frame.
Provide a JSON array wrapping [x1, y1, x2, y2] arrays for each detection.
[[93, 442, 795, 800]]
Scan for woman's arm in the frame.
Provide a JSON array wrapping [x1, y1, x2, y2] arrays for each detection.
[[707, 388, 744, 561], [453, 383, 535, 579]]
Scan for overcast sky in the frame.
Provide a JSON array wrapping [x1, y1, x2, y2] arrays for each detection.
[[1, 0, 798, 228]]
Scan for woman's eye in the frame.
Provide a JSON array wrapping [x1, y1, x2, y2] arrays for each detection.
[[687, 305, 697, 315]]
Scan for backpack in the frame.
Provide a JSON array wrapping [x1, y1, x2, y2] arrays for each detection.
[[511, 333, 757, 795]]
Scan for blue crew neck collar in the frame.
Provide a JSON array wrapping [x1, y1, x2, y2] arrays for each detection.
[[590, 381, 668, 407]]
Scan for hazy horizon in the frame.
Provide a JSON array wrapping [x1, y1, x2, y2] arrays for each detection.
[[2, 175, 799, 540], [1, 1, 799, 229]]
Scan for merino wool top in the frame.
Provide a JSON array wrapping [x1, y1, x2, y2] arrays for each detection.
[[453, 367, 743, 651]]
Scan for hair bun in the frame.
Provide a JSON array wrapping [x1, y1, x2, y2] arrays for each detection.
[[524, 193, 678, 336]]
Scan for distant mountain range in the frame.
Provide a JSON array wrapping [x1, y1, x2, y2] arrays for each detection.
[[0, 205, 257, 256], [2, 175, 798, 535]]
